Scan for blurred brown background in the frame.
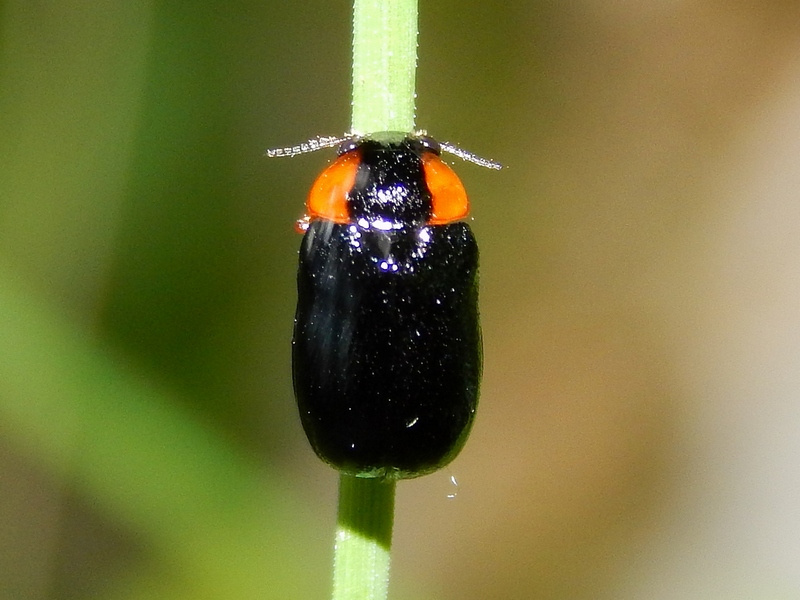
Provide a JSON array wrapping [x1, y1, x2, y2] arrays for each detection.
[[2, 1, 800, 599]]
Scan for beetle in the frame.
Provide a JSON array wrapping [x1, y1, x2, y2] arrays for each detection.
[[271, 133, 498, 478]]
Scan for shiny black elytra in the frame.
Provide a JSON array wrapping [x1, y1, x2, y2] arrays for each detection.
[[292, 135, 481, 479]]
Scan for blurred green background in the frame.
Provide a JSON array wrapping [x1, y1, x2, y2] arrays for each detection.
[[3, 1, 800, 599]]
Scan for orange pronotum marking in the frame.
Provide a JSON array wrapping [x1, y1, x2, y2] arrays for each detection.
[[306, 150, 360, 223], [422, 153, 470, 224]]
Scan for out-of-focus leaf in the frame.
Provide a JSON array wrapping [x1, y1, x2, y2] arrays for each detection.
[[0, 268, 328, 599]]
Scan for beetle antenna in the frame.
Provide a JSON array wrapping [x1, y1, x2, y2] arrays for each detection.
[[439, 141, 502, 170], [265, 135, 347, 158]]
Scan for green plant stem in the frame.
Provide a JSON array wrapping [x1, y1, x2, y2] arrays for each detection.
[[332, 476, 397, 600], [351, 0, 418, 135], [331, 2, 418, 598]]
